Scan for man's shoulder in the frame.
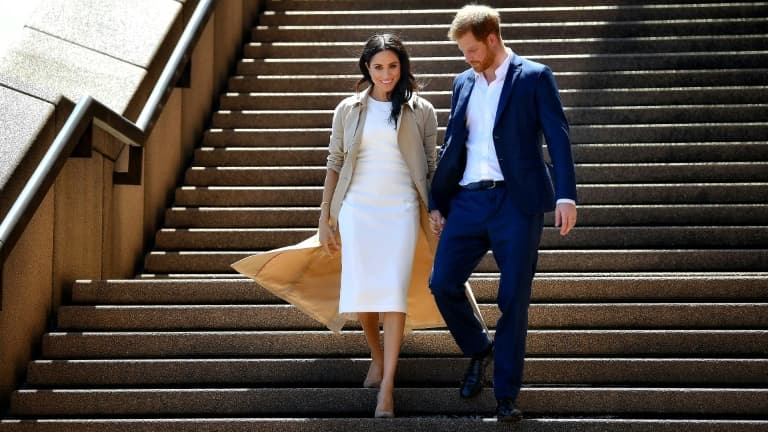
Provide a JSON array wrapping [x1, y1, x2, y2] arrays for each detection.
[[515, 54, 550, 74], [455, 68, 476, 83]]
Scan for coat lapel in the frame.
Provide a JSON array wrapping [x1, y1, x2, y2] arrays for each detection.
[[494, 54, 523, 128]]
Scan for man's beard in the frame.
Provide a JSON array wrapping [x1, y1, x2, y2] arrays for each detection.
[[470, 52, 495, 73]]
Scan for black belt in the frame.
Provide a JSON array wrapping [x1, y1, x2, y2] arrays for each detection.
[[462, 180, 505, 190]]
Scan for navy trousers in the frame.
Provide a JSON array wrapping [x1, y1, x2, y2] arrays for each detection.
[[430, 186, 544, 400]]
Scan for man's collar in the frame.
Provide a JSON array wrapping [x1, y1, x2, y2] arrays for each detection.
[[473, 47, 514, 82]]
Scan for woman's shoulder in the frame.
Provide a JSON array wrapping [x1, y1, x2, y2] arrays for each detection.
[[334, 93, 364, 113], [410, 93, 436, 113]]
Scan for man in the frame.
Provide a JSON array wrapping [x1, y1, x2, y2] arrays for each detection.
[[428, 4, 578, 422]]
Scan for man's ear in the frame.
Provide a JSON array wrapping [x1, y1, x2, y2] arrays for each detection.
[[485, 33, 498, 48]]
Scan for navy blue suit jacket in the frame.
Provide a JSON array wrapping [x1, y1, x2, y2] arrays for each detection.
[[430, 52, 577, 217]]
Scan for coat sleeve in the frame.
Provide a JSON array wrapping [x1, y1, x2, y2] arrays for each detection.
[[535, 67, 577, 202], [429, 76, 462, 211], [421, 99, 438, 182], [326, 101, 346, 173]]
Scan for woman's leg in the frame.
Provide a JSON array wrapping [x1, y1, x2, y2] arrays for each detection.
[[376, 311, 405, 416], [358, 312, 383, 388]]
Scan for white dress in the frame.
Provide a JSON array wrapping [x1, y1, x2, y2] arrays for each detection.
[[337, 98, 419, 314]]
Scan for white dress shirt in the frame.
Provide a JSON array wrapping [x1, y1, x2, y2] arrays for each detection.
[[459, 49, 512, 186], [460, 48, 575, 206]]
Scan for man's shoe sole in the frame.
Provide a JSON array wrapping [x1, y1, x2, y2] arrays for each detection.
[[498, 413, 523, 423]]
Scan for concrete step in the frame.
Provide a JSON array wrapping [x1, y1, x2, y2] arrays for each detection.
[[258, 5, 768, 25], [193, 143, 768, 166], [153, 227, 768, 251], [40, 329, 768, 358], [2, 418, 768, 432], [9, 386, 768, 417], [171, 184, 768, 207], [567, 142, 768, 163], [265, 0, 766, 10], [251, 19, 768, 42], [218, 87, 768, 110], [26, 357, 768, 387], [70, 274, 768, 305], [181, 163, 768, 187], [204, 123, 768, 146], [210, 105, 768, 128], [227, 70, 768, 92], [244, 35, 768, 58], [56, 302, 768, 331], [237, 52, 768, 75], [142, 249, 768, 274], [230, 124, 768, 146], [163, 204, 768, 228]]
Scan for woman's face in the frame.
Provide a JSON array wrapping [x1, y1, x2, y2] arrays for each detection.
[[367, 49, 401, 96]]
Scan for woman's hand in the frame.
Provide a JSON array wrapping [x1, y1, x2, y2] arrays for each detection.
[[318, 216, 340, 256], [429, 209, 445, 237]]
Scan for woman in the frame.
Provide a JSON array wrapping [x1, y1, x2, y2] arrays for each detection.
[[233, 34, 478, 418], [319, 33, 438, 418]]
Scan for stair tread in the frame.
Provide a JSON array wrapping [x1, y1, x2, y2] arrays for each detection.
[[9, 387, 768, 417], [1, 418, 767, 432]]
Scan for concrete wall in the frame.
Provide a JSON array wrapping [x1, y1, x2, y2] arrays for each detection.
[[0, 0, 264, 410]]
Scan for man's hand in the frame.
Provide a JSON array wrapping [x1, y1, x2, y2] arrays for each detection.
[[429, 209, 446, 237], [554, 202, 577, 236]]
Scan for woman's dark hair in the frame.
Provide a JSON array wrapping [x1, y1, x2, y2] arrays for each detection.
[[356, 33, 418, 125]]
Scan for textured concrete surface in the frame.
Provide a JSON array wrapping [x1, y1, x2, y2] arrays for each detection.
[[153, 226, 768, 249], [202, 123, 768, 147], [9, 387, 768, 417], [178, 163, 768, 186], [0, 29, 145, 114], [142, 249, 768, 273], [170, 183, 768, 208], [244, 35, 768, 58], [0, 86, 54, 189], [40, 330, 768, 358], [54, 302, 768, 331], [1, 418, 768, 432], [258, 4, 768, 25], [70, 275, 768, 304], [163, 202, 768, 227], [238, 53, 768, 75], [218, 87, 768, 110], [26, 357, 768, 387], [26, 0, 180, 68]]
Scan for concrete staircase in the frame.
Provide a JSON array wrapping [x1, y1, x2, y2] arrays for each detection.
[[3, 0, 768, 430]]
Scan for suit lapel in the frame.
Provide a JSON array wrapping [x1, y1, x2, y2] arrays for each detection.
[[494, 54, 523, 128]]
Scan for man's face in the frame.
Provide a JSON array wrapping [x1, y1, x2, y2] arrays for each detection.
[[456, 33, 495, 73]]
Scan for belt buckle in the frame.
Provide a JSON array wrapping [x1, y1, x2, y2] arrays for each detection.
[[487, 180, 497, 190]]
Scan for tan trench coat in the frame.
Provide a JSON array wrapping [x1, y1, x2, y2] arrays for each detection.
[[232, 89, 482, 333]]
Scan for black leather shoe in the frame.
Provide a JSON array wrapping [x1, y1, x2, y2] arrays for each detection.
[[459, 344, 493, 398], [496, 398, 523, 422]]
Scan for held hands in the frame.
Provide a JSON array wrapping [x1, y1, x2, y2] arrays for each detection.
[[429, 209, 446, 237], [555, 202, 577, 236]]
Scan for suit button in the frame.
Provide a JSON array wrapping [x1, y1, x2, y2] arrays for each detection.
[[493, 135, 500, 140]]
